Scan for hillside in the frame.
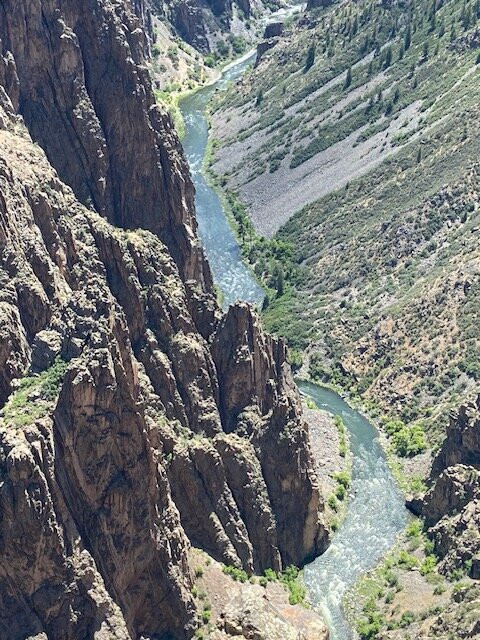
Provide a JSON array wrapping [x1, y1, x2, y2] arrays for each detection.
[[209, 0, 480, 449]]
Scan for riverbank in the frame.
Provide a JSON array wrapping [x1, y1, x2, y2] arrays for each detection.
[[158, 49, 258, 141], [303, 397, 353, 533], [179, 54, 265, 307], [297, 351, 432, 498], [298, 382, 409, 640]]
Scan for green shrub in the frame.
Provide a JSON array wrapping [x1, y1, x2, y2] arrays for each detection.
[[334, 470, 352, 488], [2, 358, 68, 428], [279, 565, 308, 606], [384, 570, 398, 587], [223, 565, 248, 582], [390, 422, 428, 456], [328, 495, 339, 511], [420, 555, 437, 575], [399, 611, 416, 627], [397, 551, 419, 570], [264, 568, 278, 582]]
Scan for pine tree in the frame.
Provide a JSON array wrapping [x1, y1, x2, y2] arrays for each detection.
[[304, 43, 316, 72], [276, 270, 285, 297], [439, 17, 445, 37], [344, 66, 352, 88], [405, 23, 412, 49], [384, 46, 393, 68]]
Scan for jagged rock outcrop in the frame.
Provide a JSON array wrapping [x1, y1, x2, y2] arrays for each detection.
[[410, 397, 480, 578], [255, 24, 284, 67], [432, 395, 480, 475], [151, 0, 236, 53], [171, 0, 210, 52], [213, 585, 329, 639], [0, 0, 208, 286], [0, 1, 328, 637]]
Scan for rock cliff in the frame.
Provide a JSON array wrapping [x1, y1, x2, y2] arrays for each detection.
[[0, 0, 207, 286], [0, 1, 328, 638], [151, 0, 247, 53], [409, 396, 480, 577]]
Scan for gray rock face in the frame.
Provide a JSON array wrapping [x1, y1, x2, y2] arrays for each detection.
[[171, 0, 210, 51], [214, 585, 329, 639], [433, 395, 480, 475], [0, 2, 328, 637], [415, 398, 480, 577], [0, 0, 209, 286]]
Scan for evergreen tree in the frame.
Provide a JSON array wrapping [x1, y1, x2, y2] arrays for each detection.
[[384, 46, 393, 68], [276, 270, 285, 297], [304, 43, 316, 71], [462, 5, 472, 30], [344, 66, 352, 88], [405, 23, 412, 49]]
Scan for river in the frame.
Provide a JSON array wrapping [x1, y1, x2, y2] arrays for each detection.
[[179, 40, 409, 640], [180, 53, 264, 308]]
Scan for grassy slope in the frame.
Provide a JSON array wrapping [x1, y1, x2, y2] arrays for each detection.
[[211, 0, 480, 452]]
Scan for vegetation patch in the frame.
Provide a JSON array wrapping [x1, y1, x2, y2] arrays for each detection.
[[1, 358, 68, 428]]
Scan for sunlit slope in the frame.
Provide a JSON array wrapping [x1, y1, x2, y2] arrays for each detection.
[[210, 0, 480, 442]]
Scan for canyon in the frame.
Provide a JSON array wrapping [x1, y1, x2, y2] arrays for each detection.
[[0, 1, 329, 638], [1, 0, 480, 638]]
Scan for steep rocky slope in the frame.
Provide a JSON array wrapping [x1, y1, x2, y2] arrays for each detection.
[[152, 0, 278, 54], [0, 0, 207, 284], [208, 0, 480, 450], [391, 397, 480, 639], [0, 2, 328, 638], [412, 396, 480, 577]]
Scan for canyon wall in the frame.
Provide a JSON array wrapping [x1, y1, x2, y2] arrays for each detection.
[[0, 1, 328, 638], [410, 397, 480, 577]]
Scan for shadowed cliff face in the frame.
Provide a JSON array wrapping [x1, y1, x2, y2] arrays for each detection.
[[0, 0, 209, 286], [0, 2, 328, 638]]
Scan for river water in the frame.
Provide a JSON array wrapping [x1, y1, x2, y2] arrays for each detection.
[[180, 54, 264, 308], [179, 41, 409, 640], [298, 381, 409, 639]]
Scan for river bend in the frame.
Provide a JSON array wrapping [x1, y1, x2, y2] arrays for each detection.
[[180, 49, 409, 640]]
